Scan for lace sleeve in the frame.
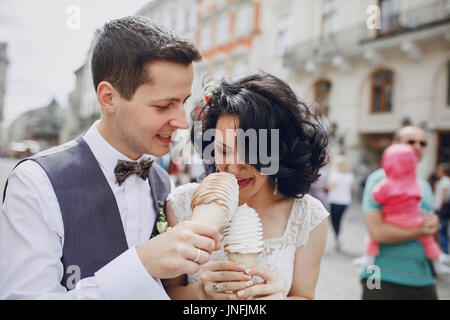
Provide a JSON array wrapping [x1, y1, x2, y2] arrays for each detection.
[[166, 183, 199, 222], [289, 195, 330, 248]]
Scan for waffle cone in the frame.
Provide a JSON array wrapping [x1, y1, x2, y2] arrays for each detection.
[[192, 203, 230, 229], [226, 252, 259, 268]]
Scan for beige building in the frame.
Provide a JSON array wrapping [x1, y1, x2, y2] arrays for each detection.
[[193, 0, 262, 89], [192, 0, 450, 179], [0, 42, 8, 139], [137, 0, 197, 43], [7, 98, 64, 151], [259, 0, 450, 180], [59, 42, 99, 144]]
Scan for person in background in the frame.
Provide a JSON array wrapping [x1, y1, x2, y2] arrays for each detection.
[[435, 162, 450, 254], [309, 167, 328, 206], [168, 159, 180, 185], [360, 126, 440, 300], [357, 144, 450, 274], [428, 170, 439, 193], [326, 155, 354, 250], [188, 153, 207, 183], [357, 158, 370, 201]]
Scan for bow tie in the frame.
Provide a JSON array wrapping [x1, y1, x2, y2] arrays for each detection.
[[114, 158, 154, 186]]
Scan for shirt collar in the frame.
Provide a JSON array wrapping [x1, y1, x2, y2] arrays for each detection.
[[82, 120, 153, 179]]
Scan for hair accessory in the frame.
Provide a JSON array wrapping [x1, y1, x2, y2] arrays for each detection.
[[202, 78, 223, 107], [203, 93, 212, 104]]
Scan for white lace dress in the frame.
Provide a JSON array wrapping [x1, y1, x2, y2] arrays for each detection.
[[167, 183, 329, 296]]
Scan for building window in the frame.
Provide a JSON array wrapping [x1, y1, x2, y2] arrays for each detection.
[[235, 3, 253, 37], [217, 13, 230, 45], [169, 9, 177, 31], [200, 23, 212, 50], [187, 7, 196, 30], [371, 70, 394, 113], [378, 0, 399, 35], [322, 0, 337, 42], [276, 14, 292, 57], [214, 65, 228, 79], [232, 59, 248, 79], [176, 8, 185, 32], [314, 80, 332, 117], [162, 9, 171, 29]]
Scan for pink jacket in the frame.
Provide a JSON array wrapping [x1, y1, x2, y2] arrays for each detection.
[[372, 144, 423, 228]]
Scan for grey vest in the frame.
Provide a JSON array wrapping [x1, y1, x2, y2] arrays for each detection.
[[2, 137, 171, 290]]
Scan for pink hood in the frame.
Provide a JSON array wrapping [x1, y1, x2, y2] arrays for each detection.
[[381, 144, 417, 182]]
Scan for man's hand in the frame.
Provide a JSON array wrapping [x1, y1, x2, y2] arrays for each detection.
[[366, 210, 440, 243], [417, 213, 439, 237], [136, 221, 220, 279]]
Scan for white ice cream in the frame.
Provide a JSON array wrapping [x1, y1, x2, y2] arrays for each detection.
[[223, 204, 264, 254]]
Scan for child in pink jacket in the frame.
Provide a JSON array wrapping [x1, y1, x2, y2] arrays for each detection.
[[362, 144, 450, 274]]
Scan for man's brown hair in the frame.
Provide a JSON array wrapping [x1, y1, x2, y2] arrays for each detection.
[[91, 16, 202, 100]]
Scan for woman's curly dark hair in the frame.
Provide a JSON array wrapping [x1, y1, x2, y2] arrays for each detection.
[[190, 72, 329, 199]]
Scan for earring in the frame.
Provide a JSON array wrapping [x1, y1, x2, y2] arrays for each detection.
[[273, 177, 278, 196]]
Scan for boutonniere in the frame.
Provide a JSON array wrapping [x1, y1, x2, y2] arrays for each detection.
[[156, 200, 168, 234], [152, 200, 169, 238]]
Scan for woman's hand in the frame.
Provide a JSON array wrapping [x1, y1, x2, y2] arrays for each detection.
[[236, 266, 285, 300], [199, 261, 255, 300]]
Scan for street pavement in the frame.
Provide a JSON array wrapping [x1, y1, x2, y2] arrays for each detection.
[[0, 157, 449, 299]]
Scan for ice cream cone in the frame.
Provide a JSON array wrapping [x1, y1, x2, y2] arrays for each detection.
[[223, 204, 264, 268], [190, 172, 239, 228], [191, 203, 230, 229]]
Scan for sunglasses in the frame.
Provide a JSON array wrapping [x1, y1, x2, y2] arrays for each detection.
[[407, 140, 427, 147]]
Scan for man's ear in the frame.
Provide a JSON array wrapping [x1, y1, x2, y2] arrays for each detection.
[[97, 81, 119, 114]]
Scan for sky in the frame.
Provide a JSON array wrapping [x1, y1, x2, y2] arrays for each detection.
[[0, 0, 151, 126]]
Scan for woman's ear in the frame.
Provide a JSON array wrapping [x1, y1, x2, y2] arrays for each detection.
[[97, 81, 118, 114]]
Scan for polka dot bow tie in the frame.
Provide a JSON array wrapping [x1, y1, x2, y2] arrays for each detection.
[[114, 159, 154, 186]]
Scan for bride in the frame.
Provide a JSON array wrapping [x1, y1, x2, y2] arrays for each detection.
[[163, 73, 329, 300]]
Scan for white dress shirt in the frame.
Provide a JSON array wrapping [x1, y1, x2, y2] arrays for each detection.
[[0, 121, 171, 299]]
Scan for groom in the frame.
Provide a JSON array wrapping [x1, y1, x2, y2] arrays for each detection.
[[0, 16, 219, 299]]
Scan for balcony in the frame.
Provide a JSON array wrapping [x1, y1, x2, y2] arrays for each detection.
[[284, 0, 450, 70]]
